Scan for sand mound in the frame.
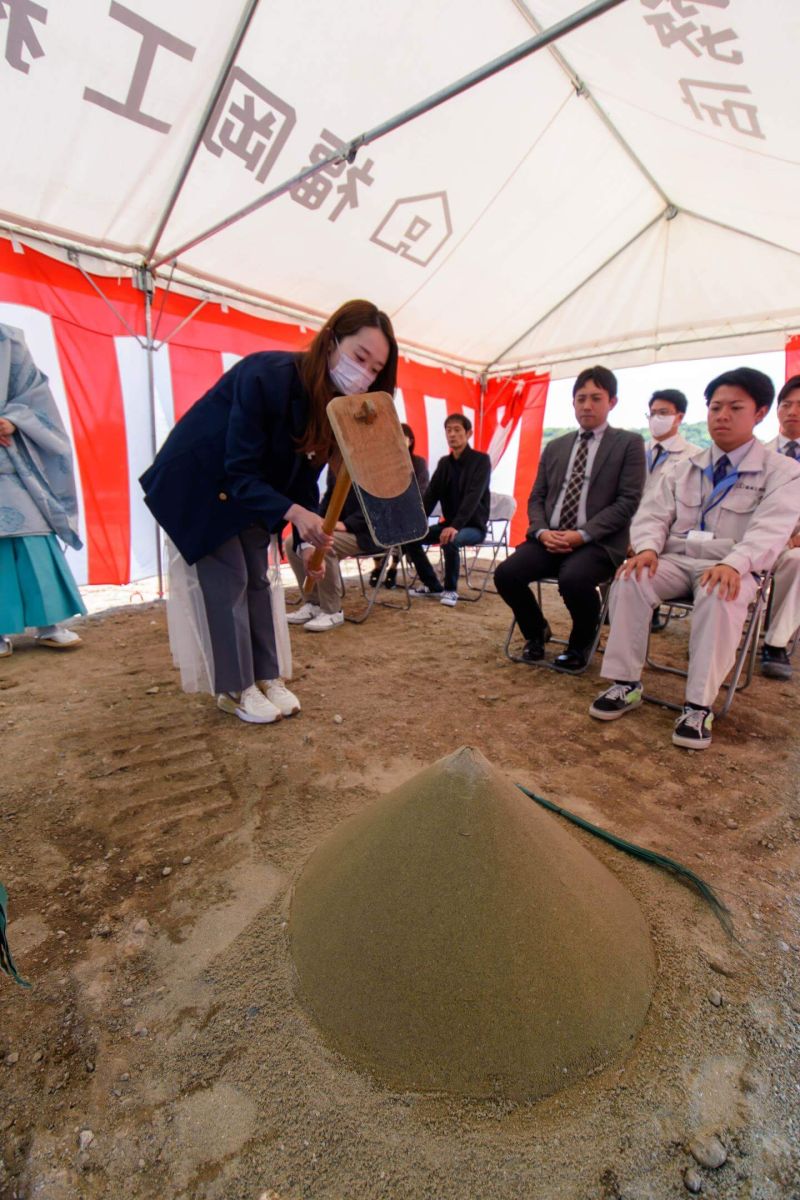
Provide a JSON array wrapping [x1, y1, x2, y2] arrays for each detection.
[[290, 746, 655, 1100]]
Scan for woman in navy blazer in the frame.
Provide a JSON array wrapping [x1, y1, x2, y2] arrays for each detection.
[[140, 300, 398, 724]]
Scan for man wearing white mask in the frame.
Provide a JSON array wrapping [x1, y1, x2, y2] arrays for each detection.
[[643, 389, 696, 493]]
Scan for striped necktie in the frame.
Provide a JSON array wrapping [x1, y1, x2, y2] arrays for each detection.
[[558, 431, 592, 530]]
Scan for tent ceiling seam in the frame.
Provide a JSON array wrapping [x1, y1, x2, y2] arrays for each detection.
[[150, 0, 628, 270], [388, 89, 574, 324], [144, 0, 262, 263], [509, 0, 671, 208], [490, 321, 800, 377], [486, 207, 668, 369], [681, 210, 800, 262]]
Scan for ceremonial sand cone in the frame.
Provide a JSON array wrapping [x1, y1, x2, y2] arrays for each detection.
[[290, 747, 655, 1100]]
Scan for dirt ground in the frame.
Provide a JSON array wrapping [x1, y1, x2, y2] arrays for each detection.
[[1, 573, 798, 1200]]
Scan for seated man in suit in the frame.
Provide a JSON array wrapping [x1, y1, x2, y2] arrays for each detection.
[[404, 412, 491, 608], [644, 388, 697, 493], [590, 367, 800, 750], [760, 373, 800, 679], [495, 365, 645, 671]]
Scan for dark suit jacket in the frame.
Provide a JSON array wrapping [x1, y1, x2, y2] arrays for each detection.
[[526, 426, 645, 566], [140, 351, 322, 564]]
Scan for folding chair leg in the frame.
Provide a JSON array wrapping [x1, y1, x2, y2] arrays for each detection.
[[345, 548, 411, 624]]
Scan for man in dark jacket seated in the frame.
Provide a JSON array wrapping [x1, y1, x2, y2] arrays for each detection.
[[403, 413, 492, 608], [495, 366, 645, 671]]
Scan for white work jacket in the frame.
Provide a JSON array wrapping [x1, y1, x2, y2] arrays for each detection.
[[631, 440, 800, 576]]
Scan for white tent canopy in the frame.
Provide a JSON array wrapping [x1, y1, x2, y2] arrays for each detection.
[[2, 0, 798, 377]]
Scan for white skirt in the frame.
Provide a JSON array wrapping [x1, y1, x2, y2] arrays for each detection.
[[165, 535, 292, 695]]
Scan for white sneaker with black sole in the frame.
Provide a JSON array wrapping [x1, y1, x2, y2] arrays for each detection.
[[287, 602, 321, 625], [589, 682, 643, 720], [217, 684, 282, 724], [672, 705, 713, 750], [258, 678, 301, 716]]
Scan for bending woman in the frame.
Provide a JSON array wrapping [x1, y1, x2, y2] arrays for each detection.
[[140, 300, 397, 724]]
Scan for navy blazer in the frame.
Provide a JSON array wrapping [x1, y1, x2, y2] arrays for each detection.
[[140, 351, 322, 564]]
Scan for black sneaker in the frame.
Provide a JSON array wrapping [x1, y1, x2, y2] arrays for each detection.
[[589, 681, 643, 721], [672, 705, 713, 750], [383, 566, 398, 590], [761, 644, 792, 681], [369, 568, 381, 588]]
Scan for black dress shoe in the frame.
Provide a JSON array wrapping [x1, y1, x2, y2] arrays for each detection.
[[369, 568, 381, 588], [650, 608, 668, 633], [553, 648, 588, 673], [761, 644, 792, 680], [521, 623, 552, 663], [383, 566, 397, 590], [522, 637, 545, 662]]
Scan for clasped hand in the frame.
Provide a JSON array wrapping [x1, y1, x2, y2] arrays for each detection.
[[540, 529, 583, 554], [0, 417, 16, 447]]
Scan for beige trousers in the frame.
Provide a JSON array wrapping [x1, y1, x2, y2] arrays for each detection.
[[285, 531, 363, 614], [764, 546, 800, 648], [601, 554, 758, 708]]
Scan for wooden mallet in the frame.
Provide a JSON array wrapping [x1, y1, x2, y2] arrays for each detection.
[[302, 392, 427, 593]]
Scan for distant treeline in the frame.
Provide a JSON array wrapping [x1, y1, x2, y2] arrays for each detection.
[[541, 422, 712, 449]]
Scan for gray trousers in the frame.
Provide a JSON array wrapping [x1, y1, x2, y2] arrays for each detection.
[[601, 553, 758, 708], [195, 526, 279, 694], [764, 546, 800, 647]]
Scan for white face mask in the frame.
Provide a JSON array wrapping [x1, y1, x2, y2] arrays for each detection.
[[329, 345, 375, 396], [648, 412, 676, 439]]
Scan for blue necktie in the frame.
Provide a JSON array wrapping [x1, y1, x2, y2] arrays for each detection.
[[712, 454, 731, 488], [784, 440, 799, 461], [648, 443, 665, 472]]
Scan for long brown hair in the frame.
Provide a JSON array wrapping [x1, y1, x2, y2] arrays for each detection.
[[297, 300, 398, 461]]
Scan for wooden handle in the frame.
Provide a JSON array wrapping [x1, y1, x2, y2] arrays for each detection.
[[302, 465, 352, 594]]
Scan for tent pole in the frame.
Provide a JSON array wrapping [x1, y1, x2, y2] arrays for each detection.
[[67, 251, 145, 345], [478, 371, 488, 450], [144, 0, 263, 263], [140, 268, 164, 600], [151, 0, 628, 269]]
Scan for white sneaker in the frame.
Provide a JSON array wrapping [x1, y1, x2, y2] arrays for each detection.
[[258, 678, 301, 717], [411, 584, 443, 598], [35, 628, 82, 649], [304, 611, 344, 632], [217, 684, 282, 724], [440, 591, 458, 607], [0, 636, 12, 658], [287, 603, 321, 625]]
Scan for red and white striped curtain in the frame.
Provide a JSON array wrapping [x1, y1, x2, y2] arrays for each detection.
[[0, 238, 548, 583]]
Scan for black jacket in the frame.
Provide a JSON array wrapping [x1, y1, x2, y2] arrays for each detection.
[[424, 444, 491, 535], [139, 352, 322, 564]]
